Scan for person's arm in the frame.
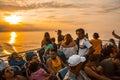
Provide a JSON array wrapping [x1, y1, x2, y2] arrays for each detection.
[[112, 30, 120, 39], [46, 59, 56, 75], [87, 47, 95, 55], [84, 40, 95, 56], [16, 75, 27, 80], [43, 44, 52, 58], [43, 48, 50, 58], [41, 40, 44, 47], [84, 66, 111, 80], [96, 66, 104, 75], [61, 58, 67, 67]]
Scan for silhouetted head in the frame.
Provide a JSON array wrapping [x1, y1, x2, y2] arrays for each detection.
[[64, 34, 73, 45], [56, 30, 62, 35], [76, 28, 85, 39], [28, 61, 40, 73], [1, 66, 14, 79], [68, 55, 86, 75], [49, 48, 57, 60], [51, 37, 56, 43], [93, 33, 99, 39], [44, 32, 50, 39]]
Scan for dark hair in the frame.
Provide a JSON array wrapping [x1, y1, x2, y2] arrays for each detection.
[[114, 53, 120, 59], [51, 37, 55, 42], [88, 54, 98, 62], [50, 48, 57, 53], [28, 61, 40, 73], [109, 38, 116, 44], [45, 38, 52, 44], [11, 52, 18, 59], [57, 30, 62, 33], [76, 28, 85, 34], [25, 51, 37, 61], [44, 32, 50, 39], [93, 33, 99, 39], [102, 45, 113, 58]]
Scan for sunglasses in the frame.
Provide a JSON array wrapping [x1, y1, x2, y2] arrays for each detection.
[[5, 69, 14, 73]]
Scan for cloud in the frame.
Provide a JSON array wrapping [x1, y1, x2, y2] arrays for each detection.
[[3, 13, 11, 16], [0, 1, 33, 12], [39, 1, 76, 8], [0, 1, 76, 12], [0, 0, 120, 14], [0, 23, 42, 32], [95, 0, 120, 13]]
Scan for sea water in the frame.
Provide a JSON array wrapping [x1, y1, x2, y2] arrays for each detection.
[[0, 29, 119, 56]]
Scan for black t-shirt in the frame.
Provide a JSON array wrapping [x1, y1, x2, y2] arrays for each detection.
[[100, 58, 116, 77]]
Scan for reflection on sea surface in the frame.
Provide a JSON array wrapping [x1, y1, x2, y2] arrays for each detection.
[[3, 32, 17, 54], [9, 32, 17, 44]]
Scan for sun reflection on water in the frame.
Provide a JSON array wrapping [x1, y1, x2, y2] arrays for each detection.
[[3, 32, 17, 54], [9, 32, 17, 44]]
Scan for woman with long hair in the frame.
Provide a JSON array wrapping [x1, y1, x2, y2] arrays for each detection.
[[59, 33, 78, 59], [1, 66, 26, 80]]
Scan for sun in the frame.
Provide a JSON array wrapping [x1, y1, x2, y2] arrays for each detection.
[[4, 15, 21, 24]]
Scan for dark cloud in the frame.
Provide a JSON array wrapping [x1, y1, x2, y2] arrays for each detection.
[[0, 23, 41, 32], [0, 1, 76, 12], [102, 6, 120, 13], [0, 0, 119, 14], [39, 2, 76, 8], [0, 1, 33, 12], [96, 0, 120, 13]]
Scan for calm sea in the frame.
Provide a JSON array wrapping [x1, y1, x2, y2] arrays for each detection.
[[0, 30, 119, 56]]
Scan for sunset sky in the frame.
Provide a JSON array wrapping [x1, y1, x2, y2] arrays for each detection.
[[0, 0, 120, 32]]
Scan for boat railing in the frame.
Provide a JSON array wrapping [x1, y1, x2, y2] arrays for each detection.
[[0, 39, 119, 59], [0, 48, 41, 60]]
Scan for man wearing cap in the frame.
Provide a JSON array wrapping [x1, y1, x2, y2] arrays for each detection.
[[64, 55, 91, 80], [75, 28, 94, 57]]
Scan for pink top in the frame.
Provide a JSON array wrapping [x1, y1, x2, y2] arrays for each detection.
[[31, 68, 47, 80]]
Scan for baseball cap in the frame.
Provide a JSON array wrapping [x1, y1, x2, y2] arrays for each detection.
[[68, 55, 86, 67]]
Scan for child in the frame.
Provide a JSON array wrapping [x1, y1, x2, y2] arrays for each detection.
[[28, 61, 49, 80]]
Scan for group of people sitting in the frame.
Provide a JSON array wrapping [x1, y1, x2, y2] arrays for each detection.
[[0, 28, 120, 80]]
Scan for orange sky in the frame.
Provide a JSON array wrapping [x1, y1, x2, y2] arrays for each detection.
[[0, 0, 120, 32]]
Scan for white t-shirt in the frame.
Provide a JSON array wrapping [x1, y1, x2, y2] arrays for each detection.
[[59, 45, 78, 59], [78, 37, 92, 56]]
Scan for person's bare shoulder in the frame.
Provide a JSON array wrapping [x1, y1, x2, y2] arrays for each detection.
[[16, 75, 27, 80]]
